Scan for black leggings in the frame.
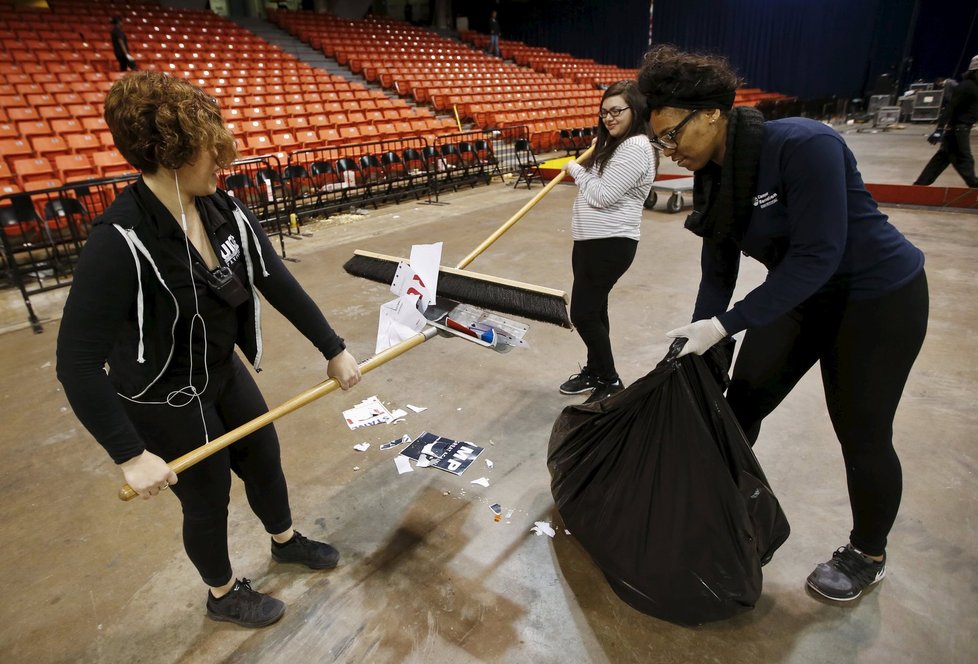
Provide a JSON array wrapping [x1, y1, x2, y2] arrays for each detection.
[[570, 237, 638, 381], [914, 127, 978, 188], [726, 271, 928, 556], [123, 355, 292, 586]]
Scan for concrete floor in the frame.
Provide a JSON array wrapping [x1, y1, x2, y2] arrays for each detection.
[[0, 126, 975, 663]]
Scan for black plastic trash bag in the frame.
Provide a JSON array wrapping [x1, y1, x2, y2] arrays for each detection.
[[547, 342, 790, 626]]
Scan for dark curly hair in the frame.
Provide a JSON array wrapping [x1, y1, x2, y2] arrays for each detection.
[[637, 44, 743, 112], [103, 71, 237, 174], [586, 80, 653, 176]]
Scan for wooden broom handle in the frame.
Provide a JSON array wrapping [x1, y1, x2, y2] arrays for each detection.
[[118, 145, 594, 501], [455, 145, 594, 270], [119, 327, 440, 501]]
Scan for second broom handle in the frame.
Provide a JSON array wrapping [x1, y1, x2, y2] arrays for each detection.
[[455, 145, 595, 270]]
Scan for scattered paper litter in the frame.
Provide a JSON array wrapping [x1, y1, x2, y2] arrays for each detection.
[[485, 459, 494, 469], [406, 404, 427, 413], [505, 510, 514, 519], [352, 442, 370, 452], [343, 395, 394, 430], [380, 434, 411, 451], [489, 503, 503, 515], [389, 408, 408, 419], [394, 456, 414, 475], [470, 477, 490, 487], [352, 466, 361, 472], [531, 521, 556, 538], [399, 432, 483, 476]]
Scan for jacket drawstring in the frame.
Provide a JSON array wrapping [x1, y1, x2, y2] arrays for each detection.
[[112, 225, 178, 397], [231, 202, 267, 368]]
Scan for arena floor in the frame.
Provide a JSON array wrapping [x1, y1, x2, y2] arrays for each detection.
[[1, 125, 975, 663]]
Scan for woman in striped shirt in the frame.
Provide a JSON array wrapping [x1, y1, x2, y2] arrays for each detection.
[[559, 80, 658, 403]]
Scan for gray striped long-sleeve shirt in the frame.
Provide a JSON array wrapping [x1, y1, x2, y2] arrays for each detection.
[[566, 135, 657, 242]]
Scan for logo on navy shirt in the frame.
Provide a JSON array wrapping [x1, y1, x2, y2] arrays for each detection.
[[752, 192, 779, 209], [220, 235, 241, 265]]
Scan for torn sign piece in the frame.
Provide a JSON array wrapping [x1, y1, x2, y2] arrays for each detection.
[[375, 295, 427, 354], [406, 404, 427, 413], [394, 455, 414, 475], [409, 242, 442, 306], [399, 431, 484, 476], [470, 477, 490, 487], [353, 442, 370, 452], [531, 522, 556, 538], [380, 434, 412, 451], [343, 395, 394, 430], [391, 261, 435, 312]]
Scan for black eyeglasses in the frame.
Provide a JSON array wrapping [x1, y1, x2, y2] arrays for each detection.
[[598, 106, 630, 120], [650, 109, 700, 150]]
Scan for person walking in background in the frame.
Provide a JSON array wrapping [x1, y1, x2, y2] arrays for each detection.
[[639, 45, 928, 602], [56, 72, 362, 628], [488, 10, 501, 57], [914, 55, 978, 188], [110, 16, 137, 72], [558, 80, 657, 403]]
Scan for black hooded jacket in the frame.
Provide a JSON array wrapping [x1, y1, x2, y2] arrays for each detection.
[[56, 179, 345, 463]]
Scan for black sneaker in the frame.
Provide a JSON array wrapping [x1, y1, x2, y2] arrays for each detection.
[[584, 379, 625, 403], [206, 578, 285, 628], [271, 530, 340, 570], [806, 544, 886, 601], [560, 366, 598, 394]]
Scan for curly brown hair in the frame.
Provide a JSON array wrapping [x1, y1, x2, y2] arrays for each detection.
[[103, 71, 237, 174], [637, 44, 742, 111]]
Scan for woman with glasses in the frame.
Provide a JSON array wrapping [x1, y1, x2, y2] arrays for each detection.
[[558, 80, 658, 403], [637, 45, 928, 602]]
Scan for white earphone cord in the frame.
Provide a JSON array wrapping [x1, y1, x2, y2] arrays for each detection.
[[163, 170, 211, 443]]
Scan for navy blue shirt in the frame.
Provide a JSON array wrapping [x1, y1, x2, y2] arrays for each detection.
[[692, 118, 924, 335]]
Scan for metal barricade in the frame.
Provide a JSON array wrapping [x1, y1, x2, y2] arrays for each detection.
[[287, 135, 431, 219], [220, 154, 293, 259], [0, 174, 137, 332]]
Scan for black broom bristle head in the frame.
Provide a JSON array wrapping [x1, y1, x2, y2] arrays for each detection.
[[343, 253, 572, 329]]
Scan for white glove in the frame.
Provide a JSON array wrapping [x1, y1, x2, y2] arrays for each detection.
[[666, 317, 727, 357]]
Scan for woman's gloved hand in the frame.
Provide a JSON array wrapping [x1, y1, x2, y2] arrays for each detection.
[[665, 317, 727, 357]]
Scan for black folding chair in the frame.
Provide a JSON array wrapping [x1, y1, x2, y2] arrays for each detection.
[[513, 138, 544, 189]]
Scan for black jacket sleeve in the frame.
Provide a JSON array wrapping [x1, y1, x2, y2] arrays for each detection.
[[56, 225, 147, 464]]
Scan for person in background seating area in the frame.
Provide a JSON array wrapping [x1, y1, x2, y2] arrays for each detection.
[[488, 10, 501, 57], [110, 16, 137, 72]]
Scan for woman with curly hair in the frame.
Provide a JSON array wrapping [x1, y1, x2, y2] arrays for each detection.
[[638, 45, 928, 601], [56, 72, 362, 627], [558, 80, 657, 403]]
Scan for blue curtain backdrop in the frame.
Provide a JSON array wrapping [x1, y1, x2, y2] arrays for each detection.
[[456, 0, 652, 70], [651, 0, 918, 99], [454, 0, 978, 99]]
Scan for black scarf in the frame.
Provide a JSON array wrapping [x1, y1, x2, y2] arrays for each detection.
[[684, 106, 766, 243]]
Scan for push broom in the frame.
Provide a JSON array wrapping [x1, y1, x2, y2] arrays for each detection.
[[118, 148, 592, 500], [343, 146, 595, 328]]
